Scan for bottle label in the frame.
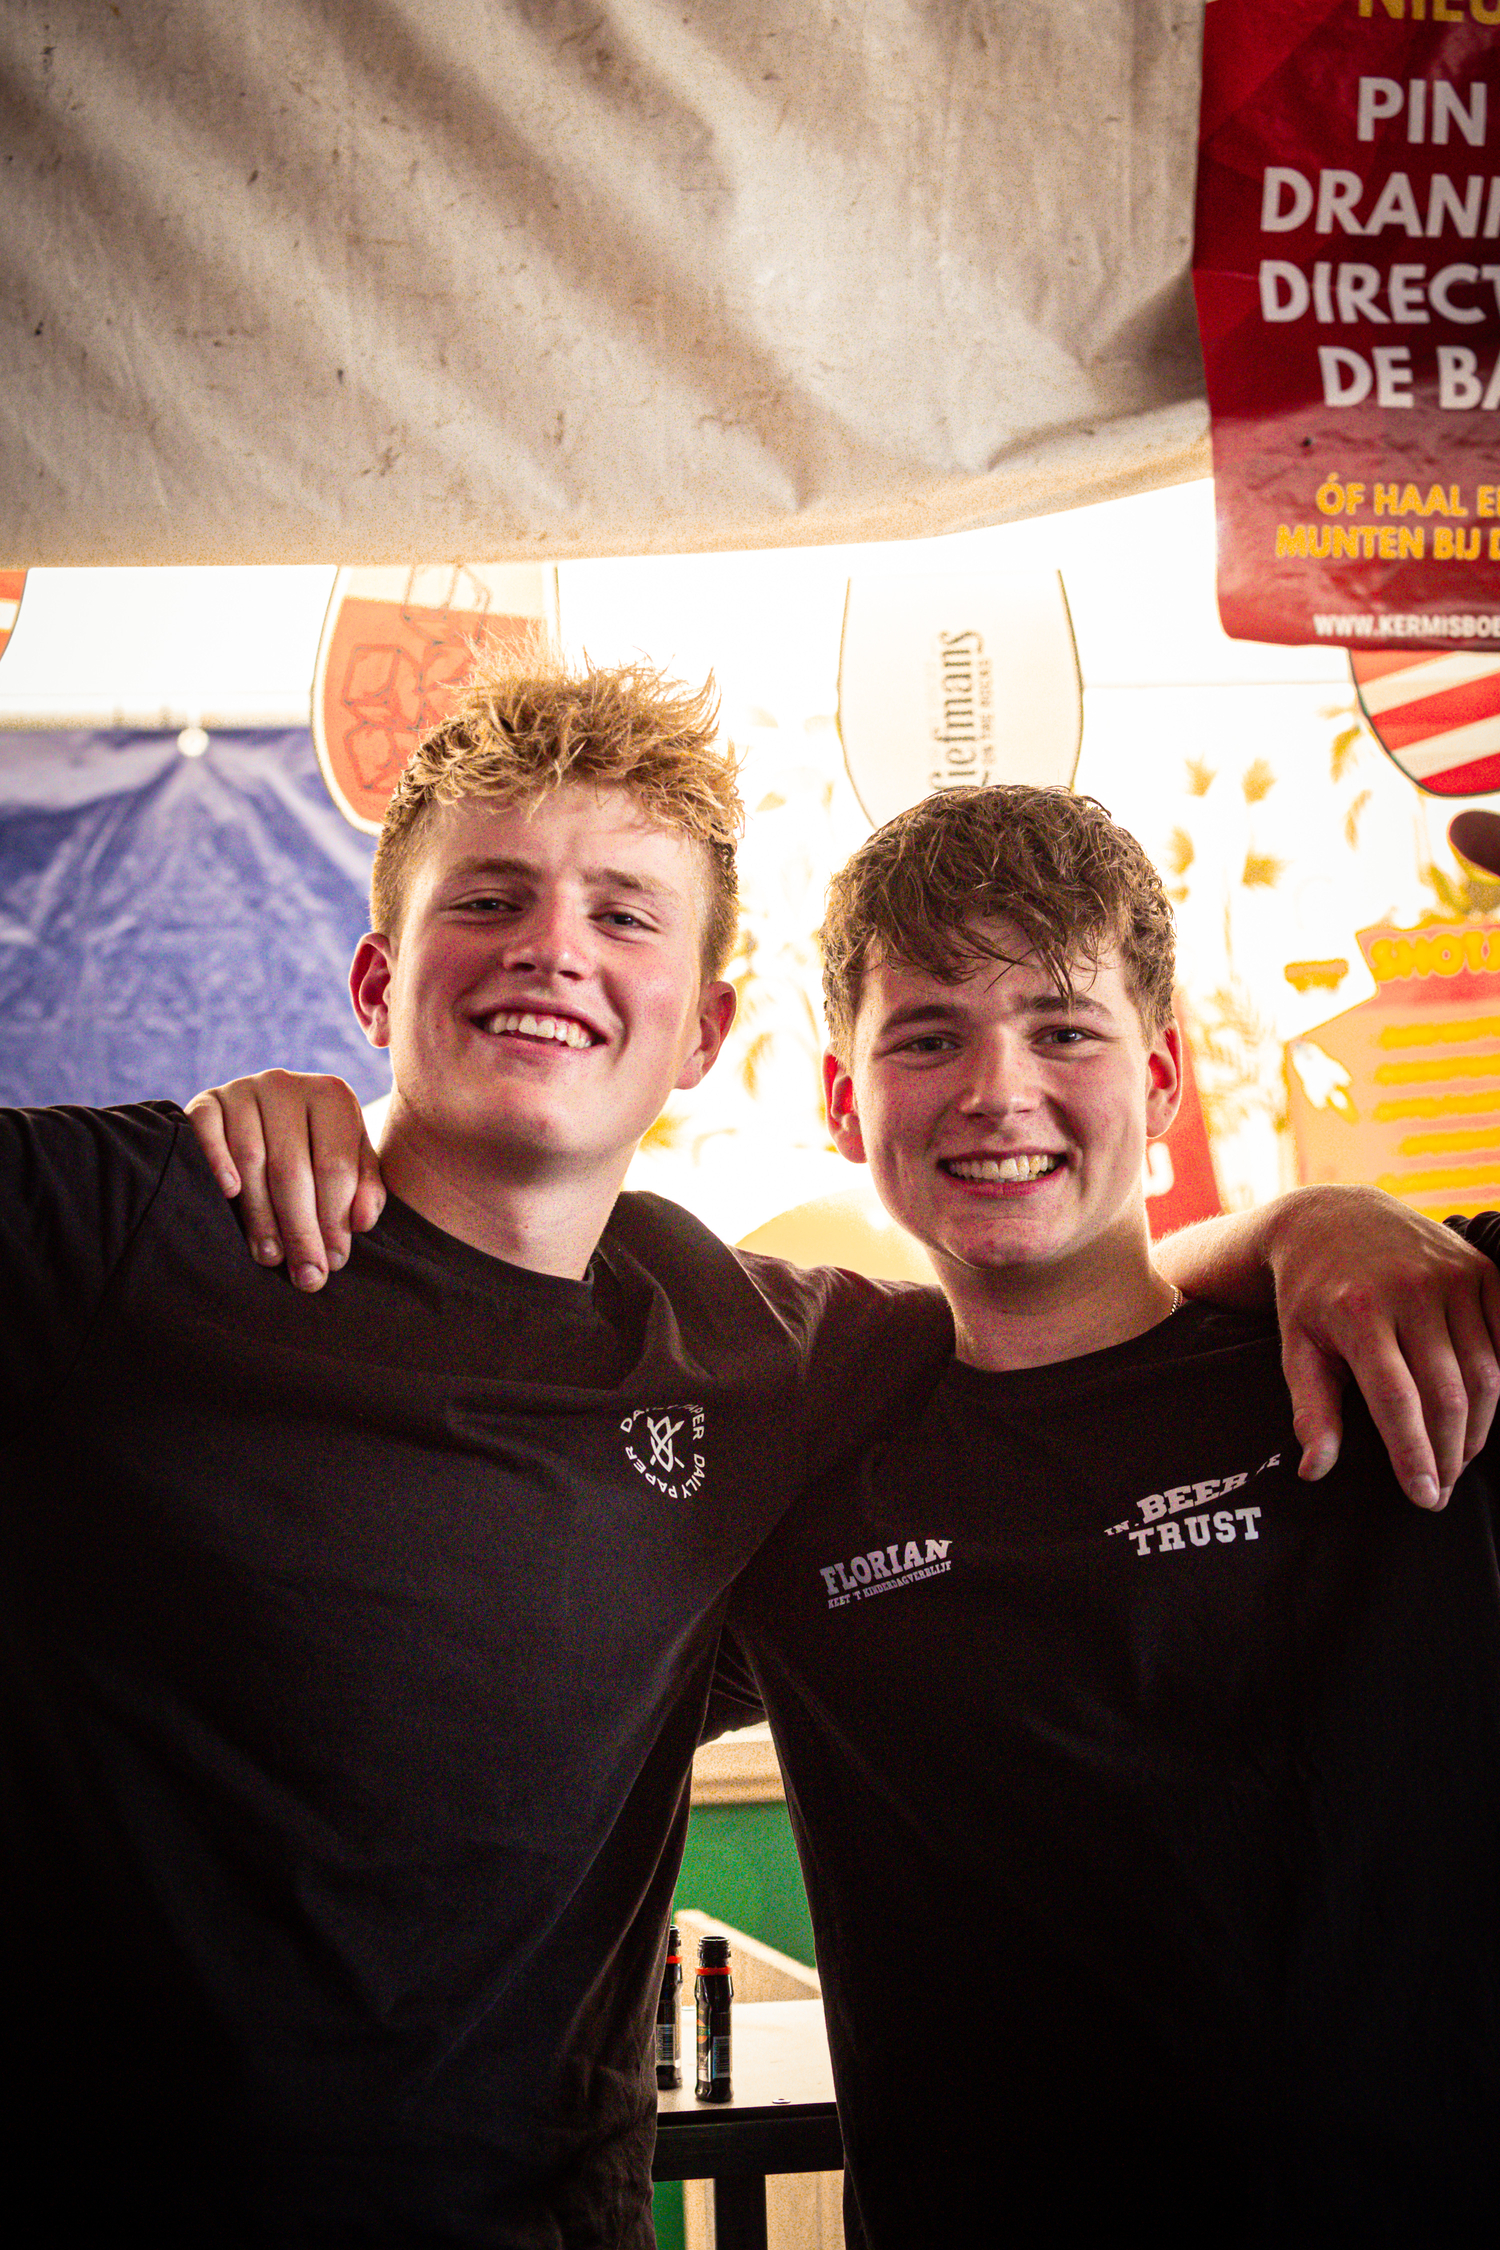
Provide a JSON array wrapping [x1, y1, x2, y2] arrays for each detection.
[[655, 2023, 677, 2065], [712, 2035, 730, 2079]]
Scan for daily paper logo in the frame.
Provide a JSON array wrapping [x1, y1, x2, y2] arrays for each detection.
[[1102, 1453, 1284, 1560], [821, 1538, 952, 1610], [619, 1405, 706, 1500]]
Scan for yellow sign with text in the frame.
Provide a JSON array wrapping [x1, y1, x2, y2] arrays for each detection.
[[1288, 919, 1500, 1217]]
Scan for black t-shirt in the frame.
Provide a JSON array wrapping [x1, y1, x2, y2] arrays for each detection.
[[727, 1289, 1500, 2246], [0, 1103, 950, 2246]]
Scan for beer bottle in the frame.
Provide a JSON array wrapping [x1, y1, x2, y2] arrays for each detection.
[[694, 1933, 732, 2102], [655, 1924, 683, 2089]]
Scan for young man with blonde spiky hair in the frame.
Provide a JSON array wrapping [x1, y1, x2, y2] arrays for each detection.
[[165, 665, 1498, 2244], [342, 655, 746, 1271], [711, 782, 1500, 2245], [0, 654, 956, 2247]]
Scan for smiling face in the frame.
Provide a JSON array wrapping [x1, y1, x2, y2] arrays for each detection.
[[825, 918, 1181, 1316], [351, 785, 735, 1194]]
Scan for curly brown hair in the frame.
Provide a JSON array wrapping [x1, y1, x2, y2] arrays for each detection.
[[820, 785, 1176, 1054], [370, 648, 743, 976]]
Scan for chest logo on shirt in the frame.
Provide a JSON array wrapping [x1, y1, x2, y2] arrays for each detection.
[[820, 1539, 952, 1610], [1102, 1451, 1284, 1559], [619, 1404, 707, 1499]]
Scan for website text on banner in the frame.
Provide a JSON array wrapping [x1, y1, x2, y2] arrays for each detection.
[[1195, 0, 1500, 649]]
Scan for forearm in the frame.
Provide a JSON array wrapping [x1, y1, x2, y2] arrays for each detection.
[[1157, 1183, 1454, 1315], [1155, 1203, 1280, 1311], [1158, 1181, 1500, 1509]]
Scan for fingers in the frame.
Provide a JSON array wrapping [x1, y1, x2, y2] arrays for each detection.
[[1369, 1330, 1461, 1506], [252, 1072, 377, 1290], [185, 1072, 378, 1291], [1336, 1270, 1498, 1503], [305, 1090, 385, 1276], [1318, 1285, 1450, 1507], [348, 1134, 388, 1236], [1264, 1189, 1500, 1510], [183, 1091, 240, 1198], [255, 1075, 335, 1290], [1282, 1331, 1346, 1485], [213, 1078, 292, 1274], [1341, 1323, 1446, 1508], [1445, 1272, 1500, 1470]]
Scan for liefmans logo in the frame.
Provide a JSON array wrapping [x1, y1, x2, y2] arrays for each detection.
[[926, 629, 994, 791]]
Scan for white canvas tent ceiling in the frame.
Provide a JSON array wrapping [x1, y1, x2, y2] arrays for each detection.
[[1, 1, 1209, 568]]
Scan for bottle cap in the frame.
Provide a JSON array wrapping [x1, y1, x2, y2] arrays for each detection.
[[698, 1934, 731, 1967]]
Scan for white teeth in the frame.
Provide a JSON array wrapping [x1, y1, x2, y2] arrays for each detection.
[[485, 1011, 594, 1049], [945, 1154, 1060, 1182]]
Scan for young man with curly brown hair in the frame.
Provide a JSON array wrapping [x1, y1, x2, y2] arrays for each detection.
[[710, 783, 1500, 2244]]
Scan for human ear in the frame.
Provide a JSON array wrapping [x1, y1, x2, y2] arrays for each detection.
[[822, 1050, 869, 1166], [350, 935, 396, 1049], [1144, 1017, 1184, 1140], [674, 981, 738, 1092]]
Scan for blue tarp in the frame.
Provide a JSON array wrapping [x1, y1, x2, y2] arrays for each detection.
[[0, 729, 390, 1108]]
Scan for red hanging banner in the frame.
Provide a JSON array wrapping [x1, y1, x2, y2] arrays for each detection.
[[311, 565, 558, 834], [1195, 0, 1500, 650], [0, 569, 26, 664]]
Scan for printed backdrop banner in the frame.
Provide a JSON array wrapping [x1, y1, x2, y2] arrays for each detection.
[[1288, 917, 1500, 1220], [1195, 0, 1500, 648], [0, 731, 387, 1109], [0, 1, 1209, 568], [1351, 646, 1500, 796]]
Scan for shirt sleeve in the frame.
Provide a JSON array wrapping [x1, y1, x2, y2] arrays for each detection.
[[699, 1622, 768, 1743], [0, 1102, 180, 1433], [1449, 1211, 1500, 1267], [1444, 1215, 1500, 1481], [735, 1251, 955, 1482]]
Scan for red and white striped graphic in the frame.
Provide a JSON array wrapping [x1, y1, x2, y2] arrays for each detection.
[[0, 569, 26, 664], [1351, 651, 1500, 799]]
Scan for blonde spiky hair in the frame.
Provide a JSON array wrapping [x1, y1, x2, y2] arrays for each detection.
[[370, 647, 743, 976]]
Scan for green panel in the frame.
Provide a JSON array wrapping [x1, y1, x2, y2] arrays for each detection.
[[651, 2178, 687, 2250], [652, 1798, 816, 2245], [672, 1799, 816, 1967]]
